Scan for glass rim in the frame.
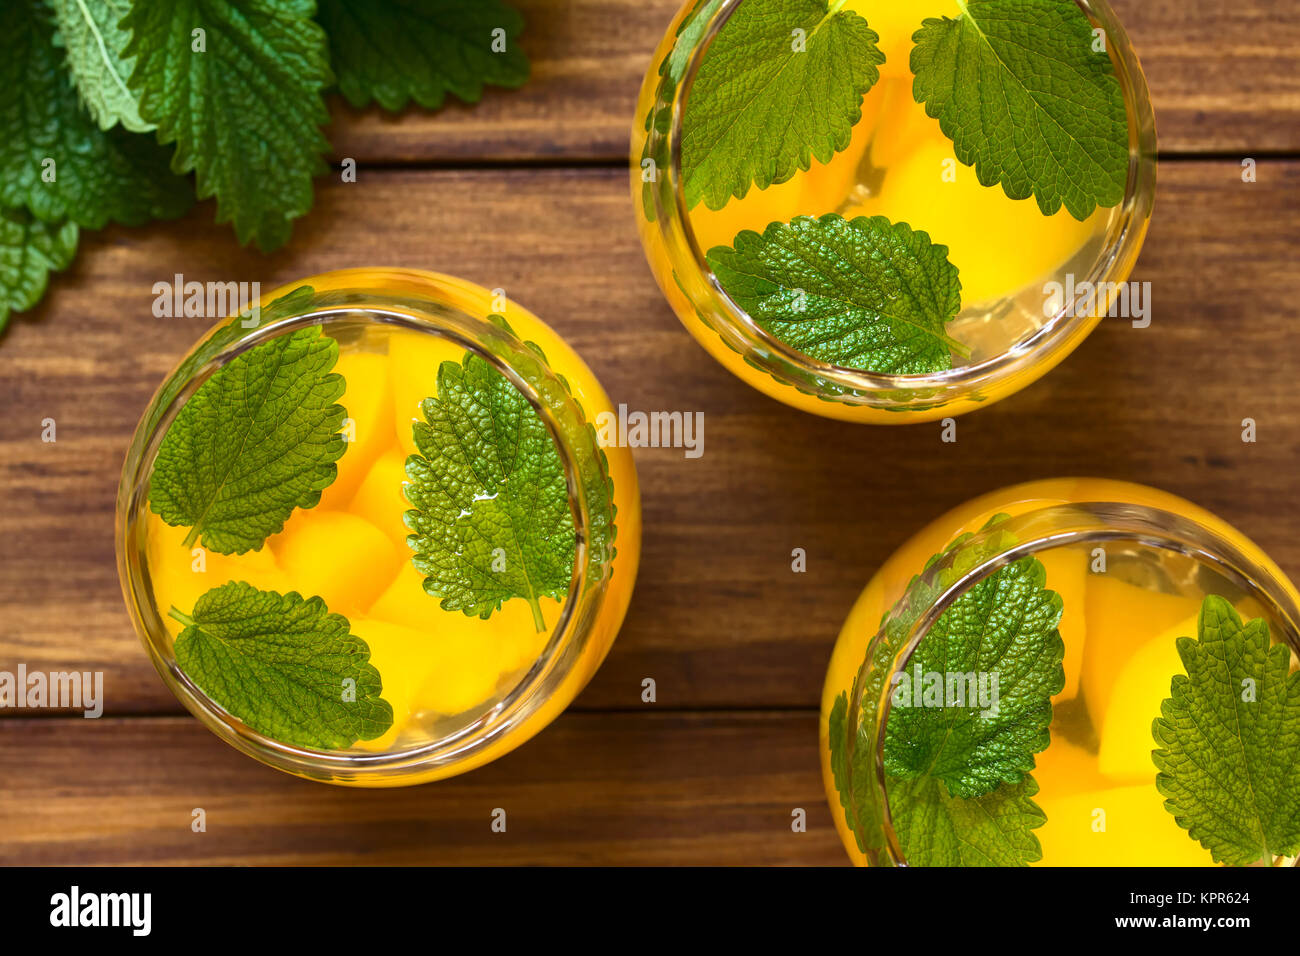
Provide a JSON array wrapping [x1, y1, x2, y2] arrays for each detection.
[[840, 499, 1300, 866], [115, 277, 615, 783], [648, 0, 1159, 406]]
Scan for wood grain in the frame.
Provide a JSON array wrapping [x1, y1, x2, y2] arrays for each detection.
[[1, 160, 1297, 717], [0, 713, 842, 865], [327, 0, 1300, 162]]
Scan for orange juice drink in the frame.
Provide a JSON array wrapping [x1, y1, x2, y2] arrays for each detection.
[[118, 270, 640, 785], [821, 479, 1300, 865], [633, 0, 1156, 422]]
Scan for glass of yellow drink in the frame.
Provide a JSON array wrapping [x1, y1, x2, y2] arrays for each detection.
[[632, 0, 1157, 422], [821, 479, 1300, 865], [117, 269, 640, 786]]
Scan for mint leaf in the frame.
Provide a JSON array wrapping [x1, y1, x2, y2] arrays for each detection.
[[829, 690, 1047, 866], [910, 0, 1128, 220], [827, 691, 871, 846], [171, 582, 393, 750], [149, 324, 347, 555], [405, 328, 615, 632], [658, 0, 727, 105], [48, 0, 154, 132], [826, 516, 1053, 865], [1152, 596, 1300, 865], [681, 0, 883, 210], [891, 773, 1047, 866], [706, 214, 964, 375], [639, 0, 726, 221], [122, 0, 332, 251], [0, 0, 192, 228], [318, 0, 529, 111], [0, 207, 78, 333], [884, 554, 1065, 798], [142, 284, 316, 439]]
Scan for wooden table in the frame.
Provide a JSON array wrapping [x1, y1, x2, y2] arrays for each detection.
[[1, 0, 1297, 866]]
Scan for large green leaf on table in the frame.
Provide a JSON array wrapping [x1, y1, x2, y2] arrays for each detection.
[[48, 0, 154, 132], [318, 0, 529, 111], [0, 208, 78, 332], [122, 0, 332, 250], [0, 0, 192, 229]]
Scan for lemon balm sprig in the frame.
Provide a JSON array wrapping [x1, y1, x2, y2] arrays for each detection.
[[167, 582, 393, 751], [706, 214, 968, 375], [148, 322, 349, 555], [0, 0, 530, 335], [1152, 596, 1300, 865], [829, 516, 1066, 866], [403, 324, 618, 633]]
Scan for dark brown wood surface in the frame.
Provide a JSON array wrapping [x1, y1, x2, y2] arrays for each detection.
[[0, 713, 838, 865], [327, 0, 1300, 159], [1, 0, 1298, 865]]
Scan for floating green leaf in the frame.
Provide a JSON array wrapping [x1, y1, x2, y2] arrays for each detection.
[[404, 325, 616, 632], [910, 0, 1129, 219], [827, 515, 1059, 865], [884, 555, 1064, 798], [1152, 596, 1300, 865], [681, 0, 883, 210], [148, 322, 347, 555], [706, 214, 964, 374], [171, 582, 393, 750]]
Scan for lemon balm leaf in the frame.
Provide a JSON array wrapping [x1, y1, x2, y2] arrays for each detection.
[[171, 582, 393, 750], [827, 692, 857, 832], [1152, 596, 1300, 866], [706, 214, 964, 375], [48, 0, 154, 132], [142, 285, 316, 439], [883, 555, 1065, 798], [910, 0, 1128, 220], [405, 341, 581, 632], [659, 0, 727, 96], [0, 208, 78, 333], [0, 0, 193, 229], [827, 517, 1054, 865], [148, 325, 347, 555], [639, 0, 727, 221], [829, 689, 1047, 866], [681, 0, 884, 210], [891, 773, 1047, 866], [122, 0, 332, 251], [318, 0, 529, 111]]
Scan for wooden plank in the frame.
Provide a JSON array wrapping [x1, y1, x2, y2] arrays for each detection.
[[0, 713, 844, 865], [1, 160, 1297, 716], [1116, 0, 1300, 154], [327, 0, 1300, 161], [329, 0, 668, 162]]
